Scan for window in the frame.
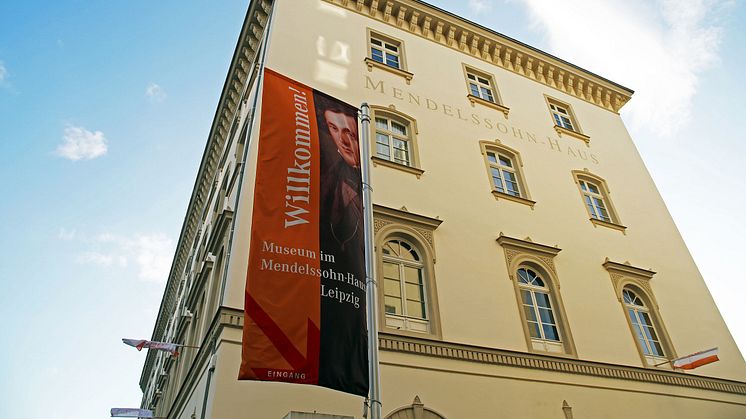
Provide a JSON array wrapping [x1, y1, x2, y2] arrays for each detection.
[[545, 96, 589, 143], [603, 260, 676, 368], [463, 65, 509, 117], [572, 171, 625, 231], [480, 141, 534, 207], [382, 239, 428, 332], [467, 71, 495, 102], [365, 30, 413, 83], [579, 179, 610, 222], [370, 106, 423, 176], [375, 117, 410, 166], [518, 268, 561, 343], [374, 204, 442, 338], [550, 101, 575, 131], [370, 35, 401, 69], [623, 289, 666, 361], [497, 235, 576, 356]]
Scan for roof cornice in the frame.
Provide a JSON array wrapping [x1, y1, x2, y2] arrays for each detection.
[[139, 0, 273, 392], [324, 0, 633, 113]]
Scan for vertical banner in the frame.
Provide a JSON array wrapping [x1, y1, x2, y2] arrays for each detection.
[[239, 68, 369, 397]]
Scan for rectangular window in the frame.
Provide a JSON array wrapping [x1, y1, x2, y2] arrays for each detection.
[[370, 34, 402, 70], [466, 71, 495, 103], [375, 116, 411, 166]]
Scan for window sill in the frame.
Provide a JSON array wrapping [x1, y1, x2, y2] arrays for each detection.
[[467, 94, 510, 118], [364, 58, 413, 84], [589, 218, 627, 233], [492, 190, 535, 208], [554, 125, 590, 145], [372, 156, 424, 178]]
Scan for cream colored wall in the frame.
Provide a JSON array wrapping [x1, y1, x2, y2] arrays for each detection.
[[248, 0, 745, 379], [202, 0, 746, 416]]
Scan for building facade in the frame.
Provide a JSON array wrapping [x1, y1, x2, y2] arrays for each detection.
[[138, 0, 746, 417]]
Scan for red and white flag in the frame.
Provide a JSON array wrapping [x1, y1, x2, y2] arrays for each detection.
[[110, 408, 154, 418], [672, 347, 719, 370], [122, 338, 179, 356]]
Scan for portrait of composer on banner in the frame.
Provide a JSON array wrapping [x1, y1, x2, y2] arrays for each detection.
[[313, 92, 369, 395]]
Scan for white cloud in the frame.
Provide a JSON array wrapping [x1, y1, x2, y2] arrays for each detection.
[[58, 228, 77, 240], [130, 233, 174, 282], [0, 62, 7, 83], [76, 251, 127, 267], [55, 125, 108, 160], [145, 82, 167, 102], [70, 231, 174, 283], [516, 0, 726, 137], [469, 0, 494, 15]]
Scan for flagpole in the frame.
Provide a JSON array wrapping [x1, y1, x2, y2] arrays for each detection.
[[360, 102, 382, 419]]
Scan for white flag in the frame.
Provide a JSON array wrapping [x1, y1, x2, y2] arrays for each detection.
[[122, 338, 179, 356], [110, 408, 154, 418]]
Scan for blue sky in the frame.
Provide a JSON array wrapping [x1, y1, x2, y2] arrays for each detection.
[[1, 1, 744, 418]]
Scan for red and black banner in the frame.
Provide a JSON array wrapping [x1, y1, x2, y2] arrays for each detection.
[[239, 68, 368, 397]]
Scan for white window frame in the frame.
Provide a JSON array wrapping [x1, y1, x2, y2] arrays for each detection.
[[375, 116, 411, 166], [382, 239, 429, 333], [623, 289, 667, 365], [369, 33, 402, 70]]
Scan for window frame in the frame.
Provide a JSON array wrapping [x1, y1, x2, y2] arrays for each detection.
[[463, 64, 510, 118], [603, 260, 677, 368], [374, 204, 442, 339], [365, 28, 413, 84], [544, 95, 590, 144], [497, 235, 577, 357], [479, 140, 534, 207], [370, 106, 424, 177], [571, 170, 625, 232]]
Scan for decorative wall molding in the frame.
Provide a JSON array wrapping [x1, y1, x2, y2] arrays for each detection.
[[323, 0, 633, 113], [378, 332, 746, 396]]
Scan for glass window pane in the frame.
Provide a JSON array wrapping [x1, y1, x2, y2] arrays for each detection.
[[405, 283, 423, 301], [553, 114, 562, 126], [467, 73, 476, 81], [406, 300, 426, 318], [371, 38, 382, 46], [480, 86, 493, 99], [390, 121, 407, 136], [383, 262, 399, 280], [403, 266, 422, 284], [542, 324, 560, 341], [386, 53, 400, 68], [376, 143, 390, 158], [486, 152, 498, 164], [535, 292, 552, 309], [371, 48, 384, 63], [527, 321, 541, 338], [469, 83, 480, 97], [384, 278, 401, 297], [375, 118, 388, 130], [520, 289, 533, 305], [539, 307, 556, 324], [498, 156, 512, 167], [523, 306, 537, 322], [384, 43, 398, 52], [384, 296, 402, 315], [517, 269, 530, 284], [587, 183, 600, 194], [650, 341, 664, 356]]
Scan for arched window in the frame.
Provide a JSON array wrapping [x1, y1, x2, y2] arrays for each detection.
[[374, 205, 442, 338], [498, 235, 576, 356], [623, 288, 666, 361], [382, 239, 428, 332], [517, 267, 561, 344]]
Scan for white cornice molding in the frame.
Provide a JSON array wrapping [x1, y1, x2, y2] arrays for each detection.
[[325, 0, 633, 113]]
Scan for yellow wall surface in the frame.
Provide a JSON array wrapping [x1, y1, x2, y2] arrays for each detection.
[[154, 0, 746, 417]]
